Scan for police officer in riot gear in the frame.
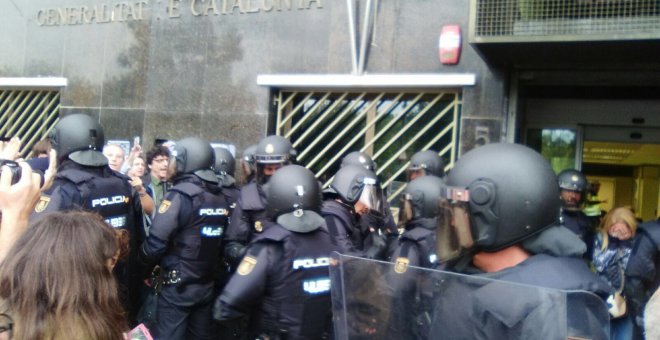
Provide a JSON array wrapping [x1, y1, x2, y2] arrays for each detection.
[[428, 143, 612, 339], [392, 175, 446, 269], [33, 113, 145, 324], [223, 135, 295, 268], [213, 146, 240, 211], [139, 137, 229, 340], [340, 152, 398, 257], [322, 164, 388, 259], [388, 175, 446, 339], [213, 165, 341, 339], [557, 169, 595, 248], [407, 150, 445, 181]]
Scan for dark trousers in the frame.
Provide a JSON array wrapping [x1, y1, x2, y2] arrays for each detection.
[[153, 293, 214, 340]]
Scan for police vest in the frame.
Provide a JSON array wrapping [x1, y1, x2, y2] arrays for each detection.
[[167, 182, 229, 284], [321, 200, 363, 250], [58, 168, 133, 230], [399, 226, 438, 269], [250, 224, 338, 338], [238, 182, 272, 236]]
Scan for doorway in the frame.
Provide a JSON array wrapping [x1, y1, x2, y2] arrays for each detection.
[[521, 85, 660, 221]]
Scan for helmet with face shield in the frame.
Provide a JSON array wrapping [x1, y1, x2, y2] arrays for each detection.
[[398, 175, 446, 227], [436, 143, 560, 263], [329, 164, 385, 218], [254, 135, 296, 184]]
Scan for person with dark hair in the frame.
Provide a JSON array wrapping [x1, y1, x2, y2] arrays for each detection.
[[214, 165, 342, 339], [32, 113, 145, 325], [239, 144, 257, 185], [139, 137, 230, 340], [26, 139, 52, 173], [0, 211, 128, 340], [144, 145, 171, 209]]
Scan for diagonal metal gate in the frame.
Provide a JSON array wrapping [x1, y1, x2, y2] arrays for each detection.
[[0, 88, 60, 159], [274, 89, 461, 202]]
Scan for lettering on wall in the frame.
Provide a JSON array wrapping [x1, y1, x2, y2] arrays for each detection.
[[37, 0, 324, 26]]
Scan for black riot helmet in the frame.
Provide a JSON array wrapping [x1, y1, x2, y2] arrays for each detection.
[[171, 137, 218, 184], [254, 135, 296, 184], [341, 151, 376, 171], [265, 164, 325, 233], [557, 169, 588, 211], [437, 143, 560, 262], [330, 164, 385, 217], [49, 113, 107, 167], [214, 147, 236, 187], [399, 175, 446, 227], [408, 150, 445, 180]]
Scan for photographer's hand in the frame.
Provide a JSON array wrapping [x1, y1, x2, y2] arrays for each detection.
[[0, 162, 42, 262], [0, 137, 21, 161]]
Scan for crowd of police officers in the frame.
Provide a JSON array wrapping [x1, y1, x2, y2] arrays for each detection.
[[29, 113, 660, 339]]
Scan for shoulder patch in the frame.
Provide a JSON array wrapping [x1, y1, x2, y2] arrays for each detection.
[[394, 257, 409, 274], [158, 200, 172, 214], [237, 256, 258, 276], [34, 196, 50, 212]]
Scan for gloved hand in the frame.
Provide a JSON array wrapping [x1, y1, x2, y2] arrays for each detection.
[[364, 232, 387, 260]]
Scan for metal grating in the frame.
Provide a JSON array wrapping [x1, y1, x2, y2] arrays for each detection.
[[274, 90, 461, 202], [473, 0, 660, 40], [0, 89, 60, 158]]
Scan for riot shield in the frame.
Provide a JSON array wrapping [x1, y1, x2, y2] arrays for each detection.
[[330, 253, 610, 340]]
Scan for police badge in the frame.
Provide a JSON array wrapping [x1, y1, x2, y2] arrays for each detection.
[[237, 256, 257, 276], [254, 221, 263, 232], [158, 200, 171, 214], [34, 196, 50, 212], [394, 257, 409, 274]]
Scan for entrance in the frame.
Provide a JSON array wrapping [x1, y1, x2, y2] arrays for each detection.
[[521, 84, 660, 222]]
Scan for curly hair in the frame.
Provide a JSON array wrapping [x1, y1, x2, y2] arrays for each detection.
[[0, 211, 127, 340]]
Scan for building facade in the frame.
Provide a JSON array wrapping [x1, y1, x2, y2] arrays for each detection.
[[1, 0, 659, 218]]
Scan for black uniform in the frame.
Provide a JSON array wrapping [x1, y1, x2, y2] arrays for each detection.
[[391, 218, 438, 269], [140, 175, 229, 340], [214, 223, 341, 340], [625, 218, 660, 338], [430, 254, 613, 339], [321, 200, 361, 253], [33, 160, 145, 322], [561, 210, 594, 244], [223, 182, 273, 267], [386, 218, 439, 339]]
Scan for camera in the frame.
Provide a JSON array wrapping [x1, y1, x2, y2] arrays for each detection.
[[0, 159, 21, 185]]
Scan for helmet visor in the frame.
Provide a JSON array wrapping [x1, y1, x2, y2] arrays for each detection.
[[358, 181, 385, 218], [436, 186, 475, 263]]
